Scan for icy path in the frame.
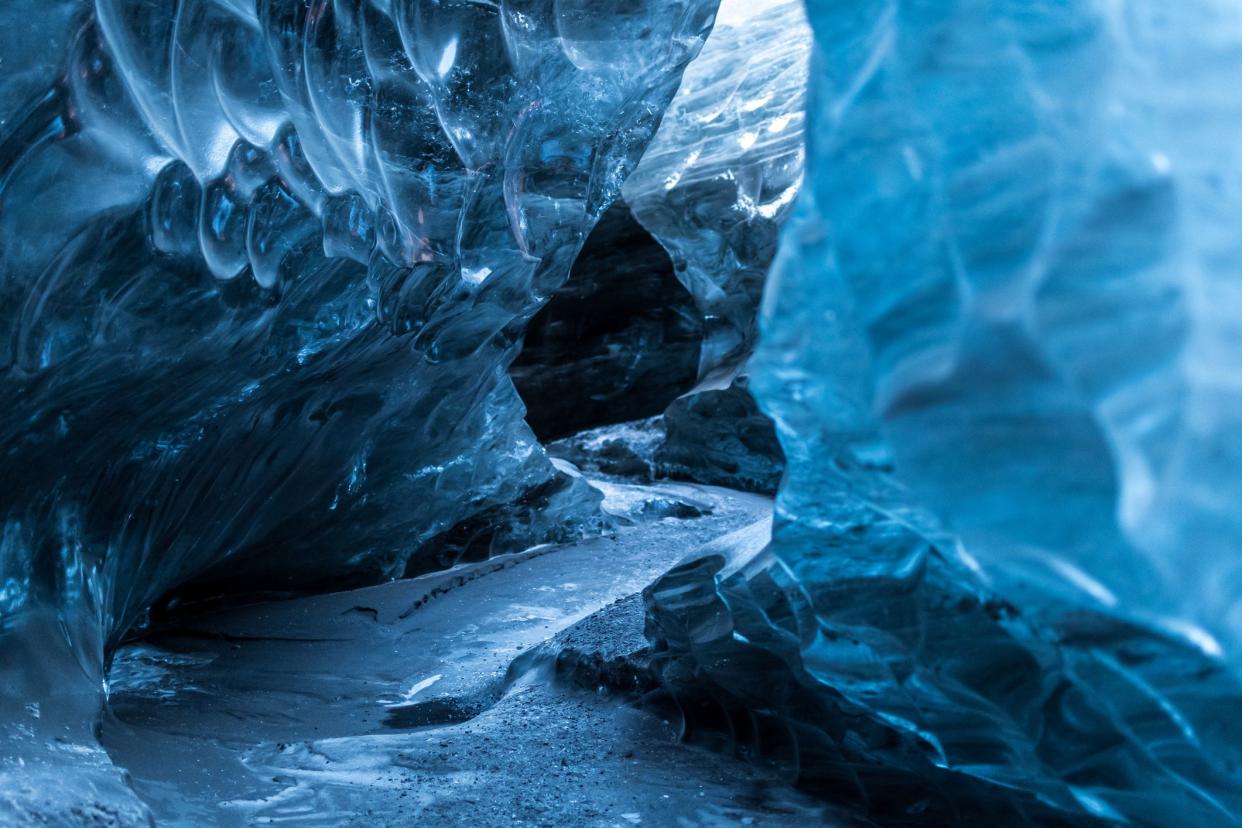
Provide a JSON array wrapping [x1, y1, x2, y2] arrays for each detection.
[[100, 479, 847, 826]]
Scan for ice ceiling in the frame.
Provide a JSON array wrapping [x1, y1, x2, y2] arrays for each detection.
[[3, 0, 1242, 825]]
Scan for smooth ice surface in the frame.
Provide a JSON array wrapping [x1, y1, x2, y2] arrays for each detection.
[[759, 0, 1242, 658], [625, 0, 810, 380], [624, 0, 810, 492], [644, 1, 1242, 826], [0, 0, 716, 820]]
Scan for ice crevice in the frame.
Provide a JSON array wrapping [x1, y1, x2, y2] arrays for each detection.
[[4, 0, 1242, 826]]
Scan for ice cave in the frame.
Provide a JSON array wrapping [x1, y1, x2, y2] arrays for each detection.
[[2, 0, 1242, 825]]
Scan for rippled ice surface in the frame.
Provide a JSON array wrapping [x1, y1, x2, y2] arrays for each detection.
[[5, 0, 1242, 826], [646, 0, 1242, 825], [1, 0, 716, 819]]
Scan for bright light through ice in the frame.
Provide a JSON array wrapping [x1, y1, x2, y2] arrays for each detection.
[[438, 37, 459, 77], [716, 0, 791, 27], [462, 265, 493, 284]]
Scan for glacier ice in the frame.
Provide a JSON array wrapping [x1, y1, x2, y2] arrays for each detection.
[[4, 0, 1242, 825], [624, 0, 810, 382], [644, 0, 1242, 825], [758, 0, 1242, 656], [622, 0, 811, 493], [0, 0, 716, 820]]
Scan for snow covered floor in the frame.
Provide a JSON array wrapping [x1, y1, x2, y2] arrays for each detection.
[[100, 478, 848, 826]]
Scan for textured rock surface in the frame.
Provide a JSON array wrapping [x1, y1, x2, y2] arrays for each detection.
[[657, 375, 784, 493]]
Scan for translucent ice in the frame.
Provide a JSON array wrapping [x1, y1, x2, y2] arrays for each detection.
[[758, 0, 1242, 658], [645, 0, 1242, 824], [625, 0, 810, 380], [0, 0, 715, 819], [624, 0, 811, 492]]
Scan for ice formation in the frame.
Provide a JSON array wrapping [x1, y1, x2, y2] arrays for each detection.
[[4, 0, 1242, 825], [0, 0, 715, 818], [623, 0, 810, 493], [759, 0, 1242, 663], [625, 0, 809, 381], [646, 0, 1242, 825]]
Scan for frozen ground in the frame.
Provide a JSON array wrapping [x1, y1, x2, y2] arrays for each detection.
[[101, 477, 855, 826]]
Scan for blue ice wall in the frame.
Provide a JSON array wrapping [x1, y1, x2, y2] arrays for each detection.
[[0, 0, 719, 648], [0, 1, 717, 819], [760, 0, 1242, 671], [645, 2, 1242, 824]]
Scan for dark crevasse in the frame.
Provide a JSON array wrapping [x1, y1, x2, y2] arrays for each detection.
[[510, 200, 701, 442]]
